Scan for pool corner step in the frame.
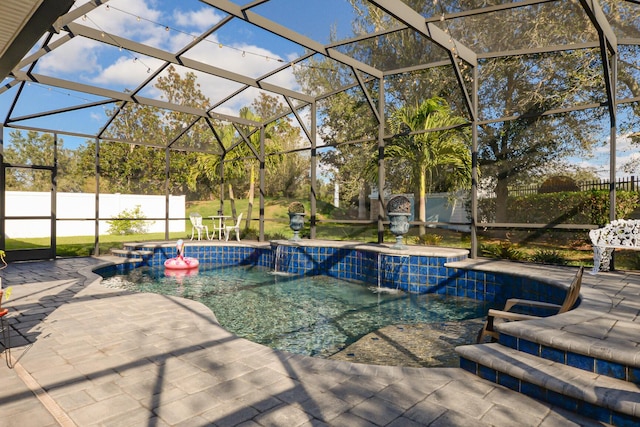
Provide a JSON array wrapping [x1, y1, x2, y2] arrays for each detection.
[[456, 343, 639, 426], [110, 249, 154, 260]]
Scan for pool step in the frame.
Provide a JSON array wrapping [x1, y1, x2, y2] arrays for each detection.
[[456, 343, 640, 426], [110, 248, 154, 260]]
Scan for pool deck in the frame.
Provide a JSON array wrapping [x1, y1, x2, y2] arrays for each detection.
[[0, 248, 637, 426]]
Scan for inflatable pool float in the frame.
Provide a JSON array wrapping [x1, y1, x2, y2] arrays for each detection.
[[164, 240, 199, 270], [164, 267, 199, 279]]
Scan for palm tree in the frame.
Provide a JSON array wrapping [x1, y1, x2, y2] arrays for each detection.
[[386, 97, 472, 235]]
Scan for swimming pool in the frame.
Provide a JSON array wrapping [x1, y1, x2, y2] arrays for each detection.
[[101, 240, 576, 366], [100, 263, 491, 363]]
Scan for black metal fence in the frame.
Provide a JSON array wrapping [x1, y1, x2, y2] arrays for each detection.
[[509, 176, 637, 197]]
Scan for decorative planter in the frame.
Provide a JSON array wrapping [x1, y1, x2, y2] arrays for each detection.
[[288, 212, 305, 241], [388, 212, 411, 249], [386, 195, 412, 249]]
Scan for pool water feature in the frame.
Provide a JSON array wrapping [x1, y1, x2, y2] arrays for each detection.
[[100, 264, 491, 362]]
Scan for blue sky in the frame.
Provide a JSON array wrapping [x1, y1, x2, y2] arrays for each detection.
[[1, 0, 355, 139], [1, 0, 636, 179]]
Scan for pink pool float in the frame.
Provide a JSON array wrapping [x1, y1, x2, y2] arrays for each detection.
[[164, 240, 199, 270]]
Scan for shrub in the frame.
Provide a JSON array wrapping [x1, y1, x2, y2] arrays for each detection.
[[478, 190, 640, 226], [287, 202, 305, 214], [538, 176, 579, 193], [242, 227, 260, 240], [530, 249, 569, 265], [265, 231, 288, 240], [412, 234, 443, 245], [387, 195, 411, 214], [481, 242, 524, 261], [107, 205, 152, 235]]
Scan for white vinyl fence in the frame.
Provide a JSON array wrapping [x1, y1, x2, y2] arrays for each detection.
[[5, 192, 185, 238]]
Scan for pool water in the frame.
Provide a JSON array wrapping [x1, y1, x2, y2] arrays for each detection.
[[100, 264, 490, 360]]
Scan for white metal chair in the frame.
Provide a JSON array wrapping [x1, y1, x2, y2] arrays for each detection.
[[189, 213, 210, 240], [224, 213, 243, 241]]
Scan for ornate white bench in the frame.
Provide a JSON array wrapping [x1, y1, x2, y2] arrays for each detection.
[[589, 219, 640, 274]]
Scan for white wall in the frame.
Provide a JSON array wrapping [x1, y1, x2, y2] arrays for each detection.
[[5, 192, 185, 238]]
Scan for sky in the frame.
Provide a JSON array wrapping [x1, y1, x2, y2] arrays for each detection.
[[0, 0, 637, 180]]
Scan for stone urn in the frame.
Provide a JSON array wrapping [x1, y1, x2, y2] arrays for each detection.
[[287, 202, 306, 241], [386, 195, 412, 249]]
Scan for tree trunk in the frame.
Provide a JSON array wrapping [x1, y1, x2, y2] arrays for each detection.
[[495, 178, 509, 223], [228, 184, 237, 220], [358, 182, 367, 220], [245, 166, 254, 230], [419, 170, 426, 235]]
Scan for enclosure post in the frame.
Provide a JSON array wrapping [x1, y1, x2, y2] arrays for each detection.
[[310, 102, 317, 239], [608, 52, 617, 224], [51, 133, 58, 259], [219, 156, 225, 215], [377, 77, 386, 244], [164, 148, 170, 240], [0, 125, 4, 253], [471, 67, 479, 259], [94, 137, 100, 256], [259, 126, 266, 241]]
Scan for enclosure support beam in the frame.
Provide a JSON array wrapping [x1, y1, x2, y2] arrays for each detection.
[[609, 52, 617, 223], [377, 78, 386, 244], [164, 148, 170, 240], [94, 138, 100, 256], [470, 67, 479, 259], [310, 102, 317, 240], [259, 127, 265, 242]]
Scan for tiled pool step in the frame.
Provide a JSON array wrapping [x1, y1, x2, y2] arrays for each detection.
[[492, 322, 640, 385], [456, 343, 640, 426], [110, 248, 154, 260]]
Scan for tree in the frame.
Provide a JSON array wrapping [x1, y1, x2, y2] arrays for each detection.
[[81, 66, 215, 197], [5, 130, 87, 192], [187, 94, 307, 202], [296, 0, 638, 225], [386, 98, 472, 234]]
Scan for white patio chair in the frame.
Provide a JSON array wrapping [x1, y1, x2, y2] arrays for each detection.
[[224, 213, 243, 241], [189, 213, 210, 240]]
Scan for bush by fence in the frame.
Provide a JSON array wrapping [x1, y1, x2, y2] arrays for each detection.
[[509, 176, 637, 197], [478, 190, 640, 226]]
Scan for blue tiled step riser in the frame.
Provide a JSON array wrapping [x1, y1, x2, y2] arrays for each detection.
[[498, 333, 638, 385], [459, 357, 638, 427]]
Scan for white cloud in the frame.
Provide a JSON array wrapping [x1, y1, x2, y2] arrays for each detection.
[[66, 0, 299, 116], [93, 55, 164, 88], [37, 36, 101, 75], [173, 7, 224, 30]]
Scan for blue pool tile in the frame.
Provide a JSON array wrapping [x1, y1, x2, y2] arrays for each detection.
[[499, 334, 517, 350], [611, 411, 640, 427], [521, 381, 546, 401], [541, 345, 565, 364], [567, 353, 595, 372], [497, 372, 519, 391], [459, 358, 477, 374], [628, 367, 640, 385], [595, 359, 626, 380], [519, 339, 540, 356], [579, 401, 611, 424], [478, 365, 497, 382], [547, 390, 578, 412]]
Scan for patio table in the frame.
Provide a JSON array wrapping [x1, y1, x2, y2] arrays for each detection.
[[209, 215, 230, 240]]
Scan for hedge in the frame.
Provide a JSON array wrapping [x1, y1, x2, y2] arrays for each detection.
[[478, 190, 640, 226]]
